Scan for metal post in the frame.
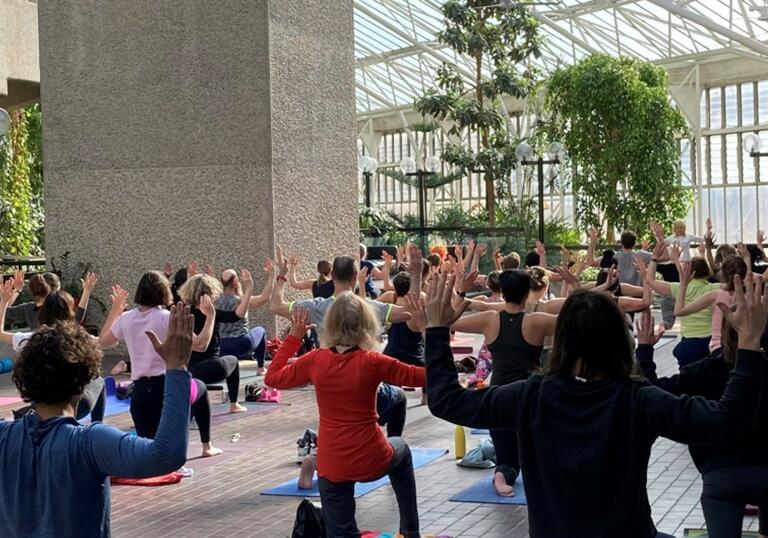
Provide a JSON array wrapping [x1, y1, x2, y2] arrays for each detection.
[[538, 157, 545, 244], [363, 171, 372, 208], [417, 170, 427, 252]]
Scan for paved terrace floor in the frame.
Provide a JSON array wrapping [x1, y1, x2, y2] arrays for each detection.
[[0, 318, 760, 537]]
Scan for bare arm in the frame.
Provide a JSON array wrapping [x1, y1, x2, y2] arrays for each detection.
[[78, 272, 98, 315], [288, 256, 316, 291], [98, 285, 129, 349], [0, 280, 20, 346], [451, 310, 497, 343], [249, 260, 275, 310], [269, 247, 292, 319], [192, 295, 216, 352], [586, 228, 601, 268]]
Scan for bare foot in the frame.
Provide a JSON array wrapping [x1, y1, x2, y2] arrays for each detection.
[[201, 443, 224, 458], [229, 402, 248, 414], [493, 472, 515, 497], [298, 456, 316, 490], [110, 360, 128, 376]]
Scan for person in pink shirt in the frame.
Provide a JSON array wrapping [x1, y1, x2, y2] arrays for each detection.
[[100, 271, 222, 458]]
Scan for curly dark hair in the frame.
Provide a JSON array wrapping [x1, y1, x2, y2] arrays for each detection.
[[13, 322, 102, 405]]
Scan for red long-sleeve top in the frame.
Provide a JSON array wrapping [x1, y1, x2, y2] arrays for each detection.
[[265, 335, 426, 482]]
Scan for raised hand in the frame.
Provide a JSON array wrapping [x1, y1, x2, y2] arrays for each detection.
[[405, 293, 427, 333], [560, 246, 571, 267], [668, 244, 682, 264], [275, 246, 288, 277], [146, 302, 194, 370], [679, 261, 692, 285], [635, 310, 665, 346], [641, 239, 651, 252], [535, 240, 546, 265], [634, 255, 648, 279], [264, 258, 275, 275], [381, 250, 393, 267], [187, 261, 199, 277], [109, 285, 129, 312], [80, 272, 98, 294], [289, 306, 314, 340], [396, 246, 405, 268], [758, 230, 766, 248], [589, 227, 599, 246], [204, 265, 215, 277], [0, 278, 19, 305], [240, 269, 254, 290], [706, 217, 713, 231], [162, 262, 174, 277], [552, 266, 579, 289], [475, 243, 487, 259], [704, 230, 716, 250], [425, 271, 469, 328], [199, 294, 216, 318], [289, 255, 298, 268], [492, 248, 503, 270], [407, 244, 423, 275], [453, 262, 478, 293], [357, 266, 370, 286], [11, 269, 24, 293], [717, 273, 768, 350]]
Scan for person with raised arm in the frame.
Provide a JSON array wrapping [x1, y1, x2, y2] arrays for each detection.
[[217, 259, 273, 375], [450, 266, 557, 497], [674, 256, 748, 355], [425, 268, 766, 538], [99, 272, 222, 458], [586, 228, 652, 286], [178, 271, 252, 413], [266, 300, 424, 538], [0, 302, 195, 538]]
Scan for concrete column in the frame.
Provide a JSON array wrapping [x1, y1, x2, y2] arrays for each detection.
[[38, 1, 358, 328]]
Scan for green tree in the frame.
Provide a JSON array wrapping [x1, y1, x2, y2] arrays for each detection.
[[0, 109, 38, 255], [415, 0, 543, 225], [546, 53, 691, 242]]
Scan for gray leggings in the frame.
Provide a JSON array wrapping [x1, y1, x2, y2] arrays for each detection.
[[317, 437, 419, 538], [701, 466, 768, 537]]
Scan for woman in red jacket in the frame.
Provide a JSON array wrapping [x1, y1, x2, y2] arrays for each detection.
[[265, 292, 425, 538]]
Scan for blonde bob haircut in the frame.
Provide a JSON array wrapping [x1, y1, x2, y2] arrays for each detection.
[[320, 292, 380, 351], [178, 274, 223, 306]]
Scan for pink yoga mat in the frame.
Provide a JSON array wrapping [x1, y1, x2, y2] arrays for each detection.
[[0, 396, 22, 406]]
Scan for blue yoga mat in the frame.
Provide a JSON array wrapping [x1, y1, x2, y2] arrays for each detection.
[[104, 394, 131, 417], [261, 448, 448, 498], [449, 473, 527, 505], [470, 429, 489, 435]]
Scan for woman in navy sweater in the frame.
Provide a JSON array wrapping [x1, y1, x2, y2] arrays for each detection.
[[425, 271, 766, 538]]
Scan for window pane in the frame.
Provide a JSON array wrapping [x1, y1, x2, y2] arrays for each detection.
[[742, 83, 755, 127], [743, 186, 758, 242], [725, 187, 741, 243], [725, 85, 738, 128], [709, 188, 725, 238], [760, 185, 768, 231], [680, 138, 692, 186], [725, 134, 739, 184], [710, 136, 723, 185], [709, 88, 722, 129], [701, 188, 710, 223], [759, 81, 768, 125], [742, 133, 757, 183], [760, 131, 768, 182], [700, 90, 708, 129]]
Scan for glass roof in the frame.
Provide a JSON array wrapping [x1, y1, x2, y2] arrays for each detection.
[[354, 0, 768, 116]]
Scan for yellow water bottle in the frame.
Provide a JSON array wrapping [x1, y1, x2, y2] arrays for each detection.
[[454, 425, 466, 459]]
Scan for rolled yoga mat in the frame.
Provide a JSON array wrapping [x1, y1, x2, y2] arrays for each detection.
[[261, 448, 448, 498], [449, 473, 527, 505]]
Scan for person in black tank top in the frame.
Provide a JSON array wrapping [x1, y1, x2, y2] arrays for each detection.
[[383, 272, 425, 367], [452, 269, 557, 497]]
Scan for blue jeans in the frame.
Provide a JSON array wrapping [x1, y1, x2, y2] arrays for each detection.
[[673, 336, 711, 368], [376, 383, 407, 437], [220, 326, 267, 366]]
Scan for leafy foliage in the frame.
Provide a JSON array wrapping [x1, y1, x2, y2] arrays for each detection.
[[0, 109, 39, 255], [546, 54, 691, 242], [415, 0, 544, 222]]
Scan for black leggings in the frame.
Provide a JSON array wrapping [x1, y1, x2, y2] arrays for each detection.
[[189, 356, 240, 403], [489, 428, 520, 485], [701, 465, 768, 537], [131, 375, 212, 443]]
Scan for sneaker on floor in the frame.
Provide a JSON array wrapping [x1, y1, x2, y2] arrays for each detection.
[[177, 466, 194, 478]]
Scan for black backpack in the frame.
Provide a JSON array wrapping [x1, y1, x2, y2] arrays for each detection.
[[244, 381, 262, 402], [291, 499, 326, 538]]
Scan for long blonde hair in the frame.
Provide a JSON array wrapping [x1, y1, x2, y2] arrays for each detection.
[[178, 274, 222, 306], [321, 292, 380, 351]]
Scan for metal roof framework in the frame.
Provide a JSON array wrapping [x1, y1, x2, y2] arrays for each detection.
[[354, 0, 768, 120]]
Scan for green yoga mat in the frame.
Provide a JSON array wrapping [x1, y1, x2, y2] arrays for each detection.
[[684, 530, 758, 537]]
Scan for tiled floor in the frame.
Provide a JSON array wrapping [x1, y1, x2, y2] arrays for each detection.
[[0, 326, 760, 537]]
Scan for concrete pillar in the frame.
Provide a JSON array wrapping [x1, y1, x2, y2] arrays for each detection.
[[0, 0, 40, 110], [37, 1, 358, 328]]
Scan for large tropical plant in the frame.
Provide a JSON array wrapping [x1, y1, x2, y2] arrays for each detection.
[[415, 0, 544, 225], [546, 53, 691, 242]]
